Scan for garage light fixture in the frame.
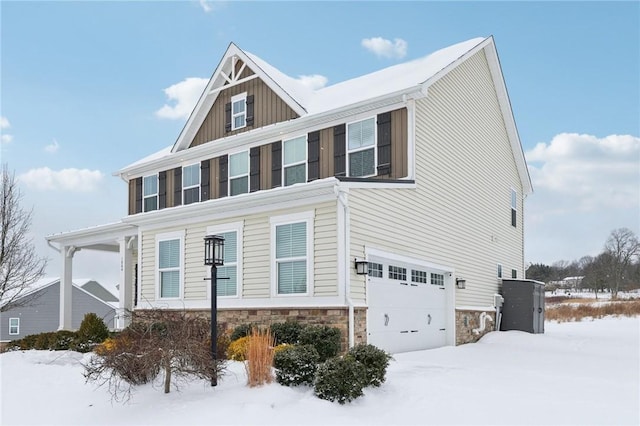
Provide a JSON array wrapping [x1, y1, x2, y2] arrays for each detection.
[[456, 278, 466, 289], [354, 258, 369, 275]]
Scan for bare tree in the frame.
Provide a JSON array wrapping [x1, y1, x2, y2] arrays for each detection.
[[0, 164, 48, 311], [604, 228, 640, 298], [581, 253, 612, 299]]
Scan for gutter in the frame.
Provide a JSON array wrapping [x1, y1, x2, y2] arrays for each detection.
[[334, 183, 355, 349]]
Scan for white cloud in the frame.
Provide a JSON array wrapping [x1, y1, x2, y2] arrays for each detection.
[[44, 138, 60, 154], [294, 74, 328, 90], [0, 116, 10, 129], [18, 167, 104, 192], [1, 134, 13, 145], [524, 133, 640, 264], [155, 77, 209, 120], [361, 37, 408, 59], [1, 116, 12, 145], [199, 0, 212, 12]]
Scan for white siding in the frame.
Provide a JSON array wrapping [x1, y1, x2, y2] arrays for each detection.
[[138, 201, 338, 306], [349, 49, 524, 308]]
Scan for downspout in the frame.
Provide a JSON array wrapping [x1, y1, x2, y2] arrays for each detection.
[[334, 184, 355, 349], [47, 240, 61, 253]]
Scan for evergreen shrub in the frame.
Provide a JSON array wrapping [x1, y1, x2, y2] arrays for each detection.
[[314, 356, 367, 404], [77, 313, 110, 347], [299, 325, 341, 362], [273, 344, 319, 386], [270, 321, 305, 345], [230, 323, 253, 342], [345, 344, 392, 387]]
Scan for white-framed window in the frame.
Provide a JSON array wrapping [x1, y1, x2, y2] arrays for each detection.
[[283, 135, 307, 186], [143, 174, 158, 212], [9, 318, 19, 335], [271, 211, 314, 296], [206, 222, 243, 298], [231, 92, 247, 131], [156, 231, 184, 299], [347, 117, 376, 177], [497, 264, 503, 279], [183, 163, 200, 205], [229, 151, 249, 196], [511, 188, 517, 227]]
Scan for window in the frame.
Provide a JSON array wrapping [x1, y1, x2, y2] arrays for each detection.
[[430, 273, 445, 286], [231, 93, 247, 130], [412, 269, 428, 284], [368, 262, 383, 278], [272, 212, 313, 296], [283, 136, 307, 186], [512, 269, 518, 279], [143, 174, 158, 212], [497, 264, 503, 278], [157, 232, 183, 299], [511, 189, 517, 227], [9, 318, 19, 335], [388, 265, 407, 281], [183, 164, 200, 205], [229, 151, 249, 196], [347, 117, 376, 177], [205, 224, 242, 297]]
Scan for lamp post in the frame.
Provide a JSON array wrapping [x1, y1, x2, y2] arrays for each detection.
[[204, 234, 225, 387]]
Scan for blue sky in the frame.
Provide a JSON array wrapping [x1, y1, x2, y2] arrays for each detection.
[[1, 1, 639, 285]]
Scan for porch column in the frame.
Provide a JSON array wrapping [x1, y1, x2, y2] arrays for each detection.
[[59, 246, 77, 330], [118, 236, 135, 329]]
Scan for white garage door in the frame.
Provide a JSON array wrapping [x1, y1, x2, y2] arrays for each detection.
[[367, 257, 448, 354]]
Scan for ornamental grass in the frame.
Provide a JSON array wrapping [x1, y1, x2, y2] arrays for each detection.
[[245, 327, 275, 387]]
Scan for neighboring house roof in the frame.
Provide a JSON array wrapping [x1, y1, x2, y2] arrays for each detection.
[[115, 36, 532, 197], [80, 280, 119, 303]]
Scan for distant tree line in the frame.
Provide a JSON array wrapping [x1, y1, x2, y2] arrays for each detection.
[[526, 228, 640, 298]]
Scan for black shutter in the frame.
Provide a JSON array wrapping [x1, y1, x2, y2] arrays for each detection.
[[333, 124, 346, 177], [135, 177, 142, 214], [174, 167, 182, 206], [246, 95, 255, 127], [158, 171, 167, 209], [219, 155, 228, 197], [377, 112, 392, 176], [201, 160, 210, 201], [224, 102, 232, 132], [250, 147, 260, 192], [308, 131, 320, 181], [271, 141, 282, 188]]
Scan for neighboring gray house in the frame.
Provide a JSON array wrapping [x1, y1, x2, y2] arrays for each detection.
[[0, 279, 117, 342]]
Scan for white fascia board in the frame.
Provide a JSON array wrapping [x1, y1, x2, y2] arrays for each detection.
[[118, 92, 417, 180], [124, 177, 339, 231], [420, 37, 490, 89], [45, 222, 138, 247], [482, 38, 533, 197], [340, 180, 416, 190]]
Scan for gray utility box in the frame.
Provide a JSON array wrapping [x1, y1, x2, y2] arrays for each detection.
[[500, 279, 545, 333]]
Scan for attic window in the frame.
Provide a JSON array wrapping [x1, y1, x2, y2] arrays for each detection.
[[231, 93, 247, 131]]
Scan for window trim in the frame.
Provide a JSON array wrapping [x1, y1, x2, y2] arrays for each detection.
[[206, 222, 243, 299], [143, 174, 158, 212], [282, 135, 308, 186], [155, 230, 185, 300], [511, 269, 518, 279], [229, 150, 249, 196], [231, 92, 247, 131], [270, 211, 314, 297], [182, 163, 201, 205], [8, 318, 19, 335], [346, 116, 377, 178]]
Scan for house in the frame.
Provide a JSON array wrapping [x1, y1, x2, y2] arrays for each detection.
[[0, 278, 118, 342], [45, 36, 532, 354]]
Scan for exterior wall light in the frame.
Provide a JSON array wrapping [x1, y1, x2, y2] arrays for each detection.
[[456, 278, 466, 289], [354, 258, 369, 275]]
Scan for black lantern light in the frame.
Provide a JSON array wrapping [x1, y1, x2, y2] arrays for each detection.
[[354, 258, 369, 275], [204, 234, 225, 386]]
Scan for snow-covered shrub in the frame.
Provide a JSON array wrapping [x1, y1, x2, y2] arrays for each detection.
[[273, 344, 319, 386], [345, 344, 392, 387], [299, 325, 341, 362], [314, 356, 367, 404], [77, 313, 109, 349], [270, 321, 305, 345]]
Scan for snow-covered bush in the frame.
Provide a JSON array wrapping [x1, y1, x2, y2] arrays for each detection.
[[273, 344, 319, 386]]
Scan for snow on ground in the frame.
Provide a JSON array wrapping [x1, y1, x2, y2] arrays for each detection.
[[1, 317, 638, 426]]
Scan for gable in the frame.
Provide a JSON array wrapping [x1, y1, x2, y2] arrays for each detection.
[[189, 75, 299, 148]]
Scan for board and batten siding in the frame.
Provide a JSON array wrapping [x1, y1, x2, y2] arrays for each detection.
[[349, 49, 524, 308], [190, 77, 299, 148], [138, 201, 339, 306]]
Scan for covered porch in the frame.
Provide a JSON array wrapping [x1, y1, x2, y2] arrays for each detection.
[[45, 222, 138, 331]]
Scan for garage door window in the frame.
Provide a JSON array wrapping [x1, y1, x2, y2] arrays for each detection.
[[430, 273, 444, 286], [368, 262, 383, 278], [411, 269, 428, 284], [389, 265, 407, 281]]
